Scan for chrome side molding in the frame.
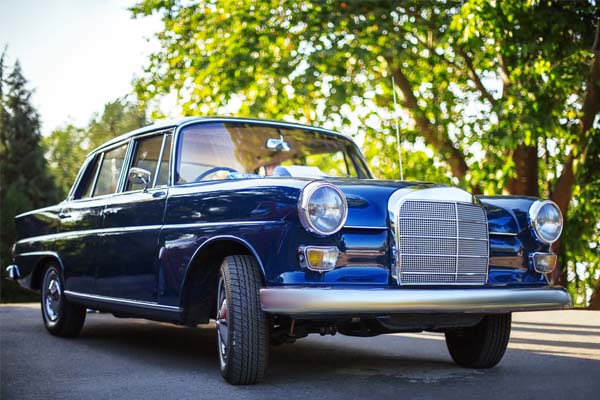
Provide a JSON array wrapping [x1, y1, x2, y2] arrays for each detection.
[[64, 291, 181, 312]]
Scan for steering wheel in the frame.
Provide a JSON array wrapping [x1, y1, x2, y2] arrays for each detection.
[[193, 167, 238, 182]]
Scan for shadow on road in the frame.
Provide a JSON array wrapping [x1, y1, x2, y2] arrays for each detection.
[[66, 309, 600, 383], [2, 305, 599, 399]]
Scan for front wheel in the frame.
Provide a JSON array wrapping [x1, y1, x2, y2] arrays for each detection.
[[41, 264, 86, 337], [216, 255, 269, 384], [445, 314, 511, 368]]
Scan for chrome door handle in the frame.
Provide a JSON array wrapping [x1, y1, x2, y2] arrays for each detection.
[[58, 212, 71, 219]]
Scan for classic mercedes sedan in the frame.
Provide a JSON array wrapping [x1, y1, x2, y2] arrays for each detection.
[[7, 117, 570, 384]]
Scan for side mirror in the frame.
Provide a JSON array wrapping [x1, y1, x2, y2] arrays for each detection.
[[128, 167, 152, 192]]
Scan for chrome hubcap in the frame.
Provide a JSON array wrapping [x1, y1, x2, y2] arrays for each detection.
[[216, 275, 229, 368], [44, 271, 61, 322]]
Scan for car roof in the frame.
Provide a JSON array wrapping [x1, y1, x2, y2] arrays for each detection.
[[88, 116, 354, 157]]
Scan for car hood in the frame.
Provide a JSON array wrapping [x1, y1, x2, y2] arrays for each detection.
[[320, 178, 444, 228]]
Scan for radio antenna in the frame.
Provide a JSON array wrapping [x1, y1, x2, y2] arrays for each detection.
[[391, 76, 404, 180]]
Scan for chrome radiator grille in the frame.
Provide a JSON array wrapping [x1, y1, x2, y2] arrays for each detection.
[[396, 200, 489, 285]]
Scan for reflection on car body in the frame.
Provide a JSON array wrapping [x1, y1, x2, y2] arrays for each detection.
[[6, 116, 570, 385]]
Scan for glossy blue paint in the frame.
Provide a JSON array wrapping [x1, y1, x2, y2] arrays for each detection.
[[9, 116, 556, 325]]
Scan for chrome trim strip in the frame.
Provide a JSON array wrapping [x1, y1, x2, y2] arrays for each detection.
[[489, 231, 518, 236], [17, 225, 162, 244], [398, 234, 488, 241], [400, 253, 488, 258], [163, 221, 274, 230], [260, 287, 571, 314], [152, 133, 168, 188], [64, 291, 181, 312], [343, 225, 387, 230], [19, 251, 61, 257], [17, 221, 275, 244]]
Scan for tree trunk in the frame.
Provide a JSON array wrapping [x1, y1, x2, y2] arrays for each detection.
[[590, 284, 600, 310], [505, 144, 539, 196], [389, 66, 469, 182], [549, 25, 600, 288]]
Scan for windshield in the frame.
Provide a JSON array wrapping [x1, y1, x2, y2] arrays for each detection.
[[175, 122, 371, 184]]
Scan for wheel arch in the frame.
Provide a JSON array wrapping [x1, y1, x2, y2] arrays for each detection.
[[27, 252, 65, 291], [179, 235, 265, 325]]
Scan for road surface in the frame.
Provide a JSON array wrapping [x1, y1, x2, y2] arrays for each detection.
[[1, 304, 599, 399]]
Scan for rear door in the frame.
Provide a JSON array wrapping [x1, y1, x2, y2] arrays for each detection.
[[58, 150, 114, 294], [95, 131, 172, 302]]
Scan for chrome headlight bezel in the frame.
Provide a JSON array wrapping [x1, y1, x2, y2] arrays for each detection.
[[298, 181, 348, 236], [529, 200, 563, 244]]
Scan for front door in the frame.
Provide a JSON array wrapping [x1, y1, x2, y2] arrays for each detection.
[[95, 132, 172, 302]]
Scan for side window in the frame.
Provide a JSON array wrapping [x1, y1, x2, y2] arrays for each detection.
[[76, 155, 101, 200], [155, 134, 172, 186], [94, 144, 128, 197], [126, 135, 164, 191]]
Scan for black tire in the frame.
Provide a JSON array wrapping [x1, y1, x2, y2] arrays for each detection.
[[445, 314, 511, 368], [41, 263, 86, 337], [216, 255, 269, 385]]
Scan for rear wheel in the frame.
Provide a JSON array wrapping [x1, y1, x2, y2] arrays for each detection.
[[41, 264, 86, 337], [445, 314, 511, 368], [216, 255, 269, 385]]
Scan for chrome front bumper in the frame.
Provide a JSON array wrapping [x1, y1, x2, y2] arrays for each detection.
[[260, 286, 571, 315]]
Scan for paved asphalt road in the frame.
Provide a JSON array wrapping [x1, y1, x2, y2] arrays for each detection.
[[1, 304, 599, 400]]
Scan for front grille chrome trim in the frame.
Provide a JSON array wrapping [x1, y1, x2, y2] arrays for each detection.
[[389, 189, 489, 286]]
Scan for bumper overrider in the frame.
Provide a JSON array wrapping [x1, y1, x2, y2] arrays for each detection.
[[260, 286, 571, 315], [5, 265, 21, 280]]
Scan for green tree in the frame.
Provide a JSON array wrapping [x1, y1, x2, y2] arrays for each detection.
[[44, 98, 148, 199], [132, 0, 600, 307], [0, 53, 60, 301], [87, 98, 148, 150], [43, 124, 87, 198]]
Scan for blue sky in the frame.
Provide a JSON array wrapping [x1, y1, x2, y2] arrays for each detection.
[[0, 0, 162, 135]]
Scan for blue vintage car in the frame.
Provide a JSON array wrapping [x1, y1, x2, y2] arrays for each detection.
[[6, 117, 570, 384]]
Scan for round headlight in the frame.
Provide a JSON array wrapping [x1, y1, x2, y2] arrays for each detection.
[[298, 182, 348, 236], [529, 200, 563, 244]]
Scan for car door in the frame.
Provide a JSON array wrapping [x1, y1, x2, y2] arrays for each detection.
[[57, 152, 110, 294], [95, 132, 172, 302]]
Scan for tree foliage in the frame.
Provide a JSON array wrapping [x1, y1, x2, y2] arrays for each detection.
[[44, 98, 148, 199], [132, 0, 600, 306], [0, 53, 60, 301]]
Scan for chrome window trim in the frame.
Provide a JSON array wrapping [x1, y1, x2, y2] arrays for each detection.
[[88, 152, 105, 198], [116, 138, 136, 194], [528, 199, 563, 244], [170, 118, 373, 187], [70, 128, 174, 202], [64, 291, 181, 312], [152, 133, 168, 188], [66, 156, 92, 202], [91, 141, 131, 198]]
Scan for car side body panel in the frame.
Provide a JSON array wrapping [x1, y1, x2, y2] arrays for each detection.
[[8, 117, 567, 326]]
